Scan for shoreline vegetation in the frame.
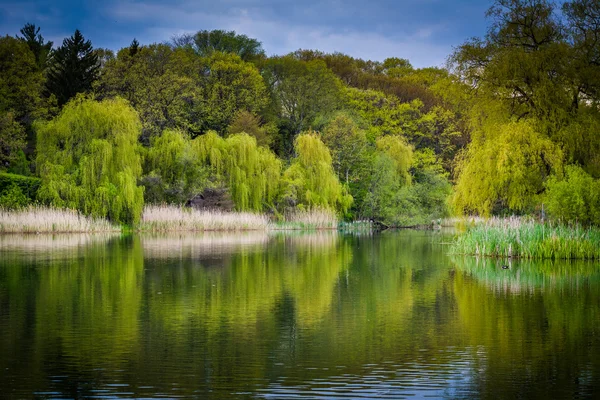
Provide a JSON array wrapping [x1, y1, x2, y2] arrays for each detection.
[[0, 205, 374, 234], [450, 217, 600, 260]]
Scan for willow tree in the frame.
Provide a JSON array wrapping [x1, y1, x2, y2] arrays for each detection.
[[376, 135, 413, 185], [36, 97, 144, 224], [143, 129, 208, 204], [193, 131, 281, 211], [279, 131, 352, 213], [452, 120, 563, 216]]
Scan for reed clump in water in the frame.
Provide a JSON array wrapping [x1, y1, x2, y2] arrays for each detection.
[[0, 206, 120, 233], [450, 216, 600, 260], [139, 205, 271, 232], [272, 208, 338, 231]]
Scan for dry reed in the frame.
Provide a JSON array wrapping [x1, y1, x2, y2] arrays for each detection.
[[139, 205, 271, 232], [0, 206, 120, 233], [274, 208, 338, 230]]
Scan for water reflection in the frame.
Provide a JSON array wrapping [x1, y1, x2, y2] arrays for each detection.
[[0, 230, 599, 398]]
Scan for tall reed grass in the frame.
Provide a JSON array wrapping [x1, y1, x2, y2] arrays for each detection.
[[0, 206, 120, 233], [139, 205, 271, 232], [450, 217, 600, 260], [272, 208, 338, 230]]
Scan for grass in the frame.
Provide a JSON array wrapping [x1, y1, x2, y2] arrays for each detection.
[[450, 216, 600, 260], [0, 205, 368, 234], [139, 205, 271, 232], [272, 208, 338, 231], [0, 206, 120, 233]]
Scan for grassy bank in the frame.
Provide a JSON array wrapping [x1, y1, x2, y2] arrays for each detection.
[[271, 209, 338, 231], [450, 217, 600, 260], [0, 206, 120, 233], [0, 205, 374, 234], [139, 205, 271, 232]]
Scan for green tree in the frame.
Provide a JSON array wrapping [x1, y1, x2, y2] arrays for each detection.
[[227, 110, 277, 148], [196, 52, 268, 133], [36, 97, 144, 224], [97, 44, 199, 141], [344, 87, 422, 140], [544, 164, 600, 225], [376, 135, 413, 185], [143, 129, 208, 205], [279, 131, 352, 213], [320, 112, 368, 185], [17, 23, 53, 69], [194, 131, 282, 211], [450, 0, 569, 125], [173, 29, 265, 61], [46, 29, 99, 106], [0, 35, 45, 121], [262, 56, 342, 155], [0, 112, 26, 170], [452, 119, 563, 216]]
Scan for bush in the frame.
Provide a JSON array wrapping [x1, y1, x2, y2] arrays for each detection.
[[544, 165, 600, 225], [0, 172, 40, 201], [0, 183, 30, 209]]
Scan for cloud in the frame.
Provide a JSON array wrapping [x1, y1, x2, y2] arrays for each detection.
[[106, 0, 454, 67]]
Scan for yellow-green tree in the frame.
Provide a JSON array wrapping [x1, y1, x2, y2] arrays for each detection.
[[36, 97, 144, 224], [143, 129, 208, 204], [279, 131, 352, 213], [452, 120, 563, 215], [193, 131, 281, 211]]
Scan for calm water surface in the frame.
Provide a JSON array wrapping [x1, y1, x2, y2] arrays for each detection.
[[0, 230, 599, 399]]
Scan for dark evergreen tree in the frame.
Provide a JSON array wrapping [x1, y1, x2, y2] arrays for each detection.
[[17, 23, 53, 69], [129, 38, 140, 57], [46, 29, 99, 106]]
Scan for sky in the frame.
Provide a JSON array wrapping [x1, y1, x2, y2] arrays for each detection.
[[0, 0, 492, 68]]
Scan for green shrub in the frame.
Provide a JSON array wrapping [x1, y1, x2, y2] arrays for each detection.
[[544, 165, 600, 225], [0, 172, 40, 201], [0, 183, 30, 209]]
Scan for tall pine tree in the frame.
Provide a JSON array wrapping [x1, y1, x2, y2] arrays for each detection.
[[46, 29, 99, 106], [17, 23, 53, 70]]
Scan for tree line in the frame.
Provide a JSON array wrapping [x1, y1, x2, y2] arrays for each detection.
[[3, 0, 600, 226]]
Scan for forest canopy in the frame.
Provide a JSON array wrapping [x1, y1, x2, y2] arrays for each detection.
[[3, 1, 600, 226]]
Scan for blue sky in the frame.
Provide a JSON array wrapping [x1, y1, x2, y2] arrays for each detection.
[[0, 0, 492, 68]]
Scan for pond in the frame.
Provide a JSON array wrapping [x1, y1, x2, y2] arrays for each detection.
[[0, 230, 599, 398]]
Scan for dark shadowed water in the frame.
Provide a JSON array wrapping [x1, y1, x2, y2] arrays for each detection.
[[0, 230, 599, 399]]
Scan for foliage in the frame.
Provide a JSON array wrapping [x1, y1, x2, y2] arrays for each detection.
[[173, 29, 265, 61], [262, 56, 342, 155], [196, 52, 268, 133], [0, 172, 40, 200], [17, 23, 53, 69], [0, 35, 45, 120], [194, 131, 282, 211], [452, 119, 563, 216], [143, 129, 208, 205], [279, 131, 352, 213], [376, 135, 413, 185], [227, 110, 277, 148], [0, 112, 26, 169], [320, 112, 368, 185], [46, 29, 99, 106], [36, 97, 144, 224], [451, 217, 600, 260], [0, 184, 30, 210], [344, 87, 422, 140], [97, 44, 199, 141], [544, 165, 600, 225]]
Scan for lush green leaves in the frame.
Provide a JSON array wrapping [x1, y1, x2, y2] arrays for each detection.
[[46, 30, 99, 106], [280, 131, 352, 213], [36, 97, 144, 224]]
